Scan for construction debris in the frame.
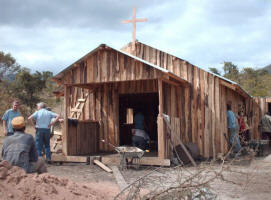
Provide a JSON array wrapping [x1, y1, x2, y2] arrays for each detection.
[[93, 159, 112, 173]]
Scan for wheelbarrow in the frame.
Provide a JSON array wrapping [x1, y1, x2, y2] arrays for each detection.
[[101, 140, 144, 170], [115, 146, 145, 170]]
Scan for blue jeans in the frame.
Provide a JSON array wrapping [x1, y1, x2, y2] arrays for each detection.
[[36, 128, 51, 160], [229, 127, 242, 154]]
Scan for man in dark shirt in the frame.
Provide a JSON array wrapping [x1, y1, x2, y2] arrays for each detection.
[[132, 112, 150, 150], [2, 116, 47, 173]]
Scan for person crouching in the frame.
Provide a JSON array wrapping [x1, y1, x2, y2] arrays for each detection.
[[1, 116, 47, 173]]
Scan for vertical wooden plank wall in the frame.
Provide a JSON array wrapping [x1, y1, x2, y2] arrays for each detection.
[[122, 42, 256, 158], [66, 80, 158, 155]]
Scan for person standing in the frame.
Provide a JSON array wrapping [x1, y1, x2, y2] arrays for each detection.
[[28, 102, 60, 162], [259, 112, 271, 141], [2, 116, 47, 173], [227, 103, 242, 155], [2, 100, 21, 136]]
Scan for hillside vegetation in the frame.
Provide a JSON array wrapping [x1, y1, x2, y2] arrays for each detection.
[[209, 62, 271, 97], [0, 51, 61, 118]]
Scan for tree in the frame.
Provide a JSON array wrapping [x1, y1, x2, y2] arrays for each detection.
[[209, 67, 221, 76], [239, 68, 271, 97], [223, 62, 240, 83], [11, 69, 47, 112], [0, 51, 20, 81]]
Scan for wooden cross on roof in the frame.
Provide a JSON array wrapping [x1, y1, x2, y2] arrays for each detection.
[[122, 6, 147, 50]]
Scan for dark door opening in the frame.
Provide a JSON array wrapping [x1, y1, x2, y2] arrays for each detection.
[[119, 93, 159, 151], [268, 103, 271, 114]]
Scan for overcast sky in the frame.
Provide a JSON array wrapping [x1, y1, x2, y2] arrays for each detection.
[[0, 0, 271, 74]]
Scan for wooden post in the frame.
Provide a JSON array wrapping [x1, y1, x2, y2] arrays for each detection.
[[158, 79, 165, 158], [63, 85, 70, 155]]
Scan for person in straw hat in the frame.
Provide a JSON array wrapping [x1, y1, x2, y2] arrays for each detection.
[[2, 116, 47, 173]]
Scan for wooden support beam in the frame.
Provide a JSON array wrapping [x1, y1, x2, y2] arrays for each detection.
[[111, 166, 128, 190], [101, 156, 171, 166], [158, 79, 165, 159], [163, 115, 197, 167], [93, 159, 112, 173], [220, 80, 236, 90], [70, 108, 82, 112], [51, 154, 90, 163], [63, 86, 69, 155], [162, 78, 181, 87]]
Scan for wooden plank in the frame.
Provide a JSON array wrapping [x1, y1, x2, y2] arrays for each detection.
[[163, 115, 197, 167], [210, 75, 215, 158], [71, 108, 82, 112], [102, 156, 171, 166], [204, 72, 210, 158], [214, 78, 221, 156], [111, 166, 128, 190], [51, 154, 89, 163], [158, 79, 165, 158], [93, 159, 113, 173], [63, 86, 69, 155]]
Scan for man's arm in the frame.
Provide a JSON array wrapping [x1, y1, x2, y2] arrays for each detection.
[[49, 114, 60, 128], [2, 120, 7, 136], [28, 115, 36, 127]]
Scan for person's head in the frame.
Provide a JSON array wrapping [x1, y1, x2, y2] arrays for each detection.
[[12, 100, 20, 111], [227, 103, 232, 111], [37, 102, 46, 110], [11, 116, 25, 132]]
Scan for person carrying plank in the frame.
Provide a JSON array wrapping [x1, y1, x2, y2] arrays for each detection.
[[28, 102, 60, 163]]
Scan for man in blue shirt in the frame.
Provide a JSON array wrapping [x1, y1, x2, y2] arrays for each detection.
[[28, 102, 60, 162], [227, 103, 241, 155], [2, 100, 21, 136]]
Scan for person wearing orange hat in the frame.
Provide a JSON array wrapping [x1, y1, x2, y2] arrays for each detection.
[[1, 116, 47, 173]]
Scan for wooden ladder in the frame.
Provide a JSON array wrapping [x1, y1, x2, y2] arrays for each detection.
[[70, 93, 89, 119], [52, 93, 89, 152]]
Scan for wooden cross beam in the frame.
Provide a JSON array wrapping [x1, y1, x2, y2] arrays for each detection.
[[122, 6, 147, 50]]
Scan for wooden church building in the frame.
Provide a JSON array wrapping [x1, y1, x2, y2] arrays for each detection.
[[53, 41, 267, 160]]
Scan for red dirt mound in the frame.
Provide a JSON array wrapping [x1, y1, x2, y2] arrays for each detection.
[[0, 160, 119, 200]]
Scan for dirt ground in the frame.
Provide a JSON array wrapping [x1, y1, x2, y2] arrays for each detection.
[[44, 156, 271, 200], [1, 129, 271, 199]]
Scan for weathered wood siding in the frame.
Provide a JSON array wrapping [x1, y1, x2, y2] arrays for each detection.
[[61, 48, 163, 85], [60, 42, 267, 158], [64, 80, 158, 154], [122, 42, 256, 158], [66, 120, 99, 155]]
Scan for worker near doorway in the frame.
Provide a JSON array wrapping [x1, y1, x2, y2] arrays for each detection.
[[132, 111, 150, 150], [227, 103, 242, 155], [28, 102, 60, 163], [259, 112, 271, 142]]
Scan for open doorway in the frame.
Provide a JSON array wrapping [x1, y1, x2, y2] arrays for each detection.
[[268, 103, 271, 114], [119, 93, 159, 152]]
